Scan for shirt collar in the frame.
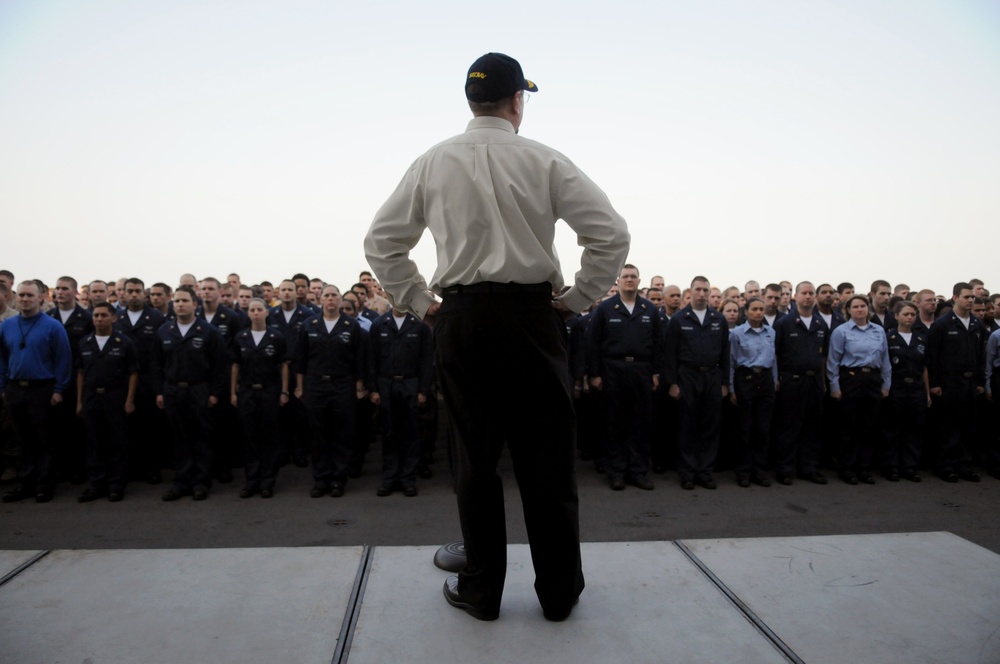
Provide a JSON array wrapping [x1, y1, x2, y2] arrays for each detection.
[[466, 116, 515, 134]]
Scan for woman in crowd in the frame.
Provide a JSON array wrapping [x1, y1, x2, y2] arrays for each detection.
[[231, 298, 289, 498], [827, 295, 891, 484], [880, 300, 929, 482]]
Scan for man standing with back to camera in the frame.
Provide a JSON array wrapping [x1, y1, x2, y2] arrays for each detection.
[[365, 53, 629, 622]]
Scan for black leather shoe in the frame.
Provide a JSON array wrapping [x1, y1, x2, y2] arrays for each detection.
[[939, 472, 959, 483], [402, 485, 418, 497], [628, 474, 654, 490], [310, 483, 329, 498], [192, 486, 209, 500], [900, 470, 922, 482], [697, 475, 717, 490], [35, 489, 54, 503], [609, 475, 625, 491], [376, 484, 393, 497], [78, 487, 106, 503], [442, 576, 498, 621], [751, 474, 772, 487], [108, 488, 124, 502], [239, 486, 258, 499], [799, 472, 828, 485], [260, 488, 274, 498], [680, 477, 695, 490], [776, 474, 794, 486], [958, 470, 981, 482], [2, 488, 31, 503], [543, 596, 579, 622], [162, 486, 190, 501], [884, 471, 900, 482], [839, 471, 859, 485], [330, 482, 345, 497], [857, 471, 876, 485], [736, 475, 751, 488]]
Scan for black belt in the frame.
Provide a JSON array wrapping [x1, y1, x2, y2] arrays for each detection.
[[442, 282, 551, 296], [841, 366, 878, 375], [737, 366, 767, 374], [13, 379, 55, 388], [251, 384, 265, 390], [942, 371, 975, 378], [90, 387, 123, 394], [682, 364, 718, 372], [782, 370, 818, 378], [608, 356, 651, 363], [169, 381, 206, 388], [386, 375, 416, 381]]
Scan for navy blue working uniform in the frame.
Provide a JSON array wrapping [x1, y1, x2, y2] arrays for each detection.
[[116, 306, 167, 481], [154, 320, 227, 495], [0, 312, 73, 500], [49, 304, 93, 481], [297, 314, 366, 494], [232, 327, 288, 494], [369, 311, 433, 492], [198, 304, 246, 481], [728, 322, 778, 485], [663, 305, 729, 486], [77, 332, 138, 495], [926, 311, 986, 479], [882, 327, 929, 478], [268, 303, 314, 466], [588, 294, 661, 485], [985, 329, 1000, 477], [772, 312, 829, 481]]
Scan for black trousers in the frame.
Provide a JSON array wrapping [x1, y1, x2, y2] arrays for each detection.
[[772, 372, 825, 475], [305, 383, 356, 485], [5, 381, 56, 492], [81, 387, 129, 490], [237, 386, 281, 490], [601, 359, 652, 478], [881, 382, 926, 473], [435, 285, 584, 618], [733, 367, 775, 477], [162, 383, 214, 490], [377, 376, 420, 486], [675, 367, 723, 479], [836, 370, 882, 473], [932, 376, 977, 474]]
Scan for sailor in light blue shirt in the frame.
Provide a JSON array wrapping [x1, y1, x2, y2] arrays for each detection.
[[828, 321, 891, 395], [729, 320, 778, 392]]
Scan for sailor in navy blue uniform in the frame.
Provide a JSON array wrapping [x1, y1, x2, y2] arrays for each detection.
[[268, 279, 314, 467], [772, 282, 830, 485], [295, 285, 367, 498], [881, 300, 930, 481], [927, 282, 986, 482], [827, 295, 891, 484], [115, 278, 167, 483], [368, 308, 433, 496], [985, 325, 1000, 478], [154, 286, 227, 501], [728, 297, 777, 487], [50, 277, 94, 482], [76, 303, 138, 502], [588, 265, 661, 490], [663, 276, 729, 490], [231, 298, 288, 498], [196, 277, 246, 484]]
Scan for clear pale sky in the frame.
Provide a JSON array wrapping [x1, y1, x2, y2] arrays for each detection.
[[1, 0, 998, 299]]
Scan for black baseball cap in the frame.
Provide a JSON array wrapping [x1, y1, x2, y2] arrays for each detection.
[[465, 53, 538, 103]]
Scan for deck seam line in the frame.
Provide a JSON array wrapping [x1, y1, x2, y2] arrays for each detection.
[[674, 540, 804, 664], [0, 550, 51, 590], [332, 544, 374, 664]]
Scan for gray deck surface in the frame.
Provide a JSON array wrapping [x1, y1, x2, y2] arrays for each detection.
[[3, 533, 998, 664]]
